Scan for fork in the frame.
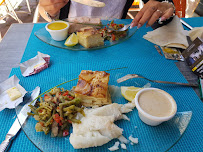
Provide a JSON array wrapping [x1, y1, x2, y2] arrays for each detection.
[[117, 74, 198, 87], [108, 23, 132, 32]]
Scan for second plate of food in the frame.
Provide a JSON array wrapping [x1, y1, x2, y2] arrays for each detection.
[[15, 70, 192, 152], [34, 17, 138, 51]]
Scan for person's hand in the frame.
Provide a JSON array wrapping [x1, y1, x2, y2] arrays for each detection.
[[39, 0, 69, 17], [131, 0, 175, 28]]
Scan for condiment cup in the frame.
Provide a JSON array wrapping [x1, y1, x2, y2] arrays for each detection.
[[45, 21, 70, 41], [133, 88, 177, 126]]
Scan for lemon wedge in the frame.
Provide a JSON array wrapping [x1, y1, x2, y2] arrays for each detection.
[[121, 86, 142, 102], [64, 33, 78, 46]]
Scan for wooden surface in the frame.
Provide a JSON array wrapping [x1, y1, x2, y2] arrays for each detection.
[[0, 23, 200, 99]]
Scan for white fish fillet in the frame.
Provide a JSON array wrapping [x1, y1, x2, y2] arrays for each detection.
[[88, 103, 122, 119], [108, 141, 119, 151], [69, 131, 110, 149], [120, 102, 136, 113], [69, 103, 136, 149]]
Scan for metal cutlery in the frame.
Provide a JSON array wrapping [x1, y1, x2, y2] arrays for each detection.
[[108, 23, 132, 32], [117, 74, 198, 87], [0, 87, 40, 152], [180, 19, 193, 30]]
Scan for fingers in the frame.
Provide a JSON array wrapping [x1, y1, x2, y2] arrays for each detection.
[[131, 1, 174, 28], [147, 10, 162, 26], [137, 6, 157, 28], [160, 7, 174, 21], [130, 10, 144, 28], [131, 1, 159, 28]]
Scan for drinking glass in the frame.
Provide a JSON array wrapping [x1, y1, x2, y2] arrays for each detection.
[[185, 0, 200, 18]]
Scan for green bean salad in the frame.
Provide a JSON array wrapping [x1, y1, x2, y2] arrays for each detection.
[[28, 87, 85, 137]]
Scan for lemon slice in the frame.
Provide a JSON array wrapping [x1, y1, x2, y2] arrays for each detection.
[[64, 33, 78, 46], [121, 86, 142, 102]]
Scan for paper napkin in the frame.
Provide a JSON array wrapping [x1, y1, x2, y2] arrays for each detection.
[[143, 16, 189, 49], [0, 75, 27, 111], [189, 27, 203, 41], [20, 52, 50, 77]]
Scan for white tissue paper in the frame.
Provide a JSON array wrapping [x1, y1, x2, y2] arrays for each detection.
[[20, 52, 50, 77], [0, 75, 27, 111], [143, 16, 189, 49], [189, 27, 203, 41]]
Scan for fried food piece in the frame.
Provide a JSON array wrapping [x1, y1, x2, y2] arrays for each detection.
[[74, 70, 111, 107], [77, 27, 104, 48]]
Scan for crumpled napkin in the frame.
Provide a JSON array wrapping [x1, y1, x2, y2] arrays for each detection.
[[189, 27, 203, 41], [20, 52, 50, 77], [143, 16, 189, 49], [0, 75, 27, 111]]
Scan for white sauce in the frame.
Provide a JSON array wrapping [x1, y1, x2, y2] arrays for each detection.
[[138, 90, 172, 117]]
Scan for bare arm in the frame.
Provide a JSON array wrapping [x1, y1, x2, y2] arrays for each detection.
[[38, 0, 69, 22]]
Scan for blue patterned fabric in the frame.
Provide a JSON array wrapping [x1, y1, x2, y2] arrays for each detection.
[[0, 17, 203, 152]]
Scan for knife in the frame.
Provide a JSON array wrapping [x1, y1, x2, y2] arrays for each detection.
[[0, 87, 40, 152], [180, 19, 193, 30]]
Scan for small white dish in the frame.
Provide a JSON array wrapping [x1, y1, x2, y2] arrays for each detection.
[[45, 21, 70, 41], [133, 88, 177, 126]]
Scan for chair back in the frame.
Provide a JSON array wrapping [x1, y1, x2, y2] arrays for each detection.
[[33, 4, 40, 23], [173, 0, 186, 17], [0, 0, 5, 6]]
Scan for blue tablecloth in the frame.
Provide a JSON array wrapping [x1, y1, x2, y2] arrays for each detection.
[[0, 17, 203, 152]]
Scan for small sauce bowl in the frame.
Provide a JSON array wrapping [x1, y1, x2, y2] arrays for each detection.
[[45, 21, 70, 41], [133, 88, 177, 126]]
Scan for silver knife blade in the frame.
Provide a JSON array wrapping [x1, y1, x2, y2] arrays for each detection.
[[0, 86, 40, 152], [180, 19, 193, 30]]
